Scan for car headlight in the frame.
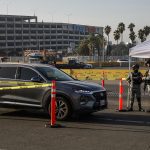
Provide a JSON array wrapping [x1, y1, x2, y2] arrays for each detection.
[[74, 89, 91, 94]]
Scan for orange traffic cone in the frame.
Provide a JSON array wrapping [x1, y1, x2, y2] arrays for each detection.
[[119, 79, 123, 111], [101, 71, 105, 87], [45, 80, 63, 128], [116, 78, 126, 112]]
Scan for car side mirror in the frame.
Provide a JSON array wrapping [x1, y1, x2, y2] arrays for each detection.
[[31, 76, 42, 83]]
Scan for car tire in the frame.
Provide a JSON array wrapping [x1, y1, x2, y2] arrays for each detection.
[[46, 95, 72, 121]]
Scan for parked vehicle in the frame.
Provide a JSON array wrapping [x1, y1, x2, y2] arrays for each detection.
[[55, 59, 93, 69], [117, 59, 135, 67], [0, 63, 107, 120], [117, 59, 129, 63]]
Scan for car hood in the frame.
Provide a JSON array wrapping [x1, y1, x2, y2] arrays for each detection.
[[57, 80, 105, 91]]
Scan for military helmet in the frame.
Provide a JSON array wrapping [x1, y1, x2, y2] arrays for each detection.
[[132, 64, 139, 70]]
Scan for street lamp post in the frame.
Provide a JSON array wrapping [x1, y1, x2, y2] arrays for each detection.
[[66, 13, 72, 23]]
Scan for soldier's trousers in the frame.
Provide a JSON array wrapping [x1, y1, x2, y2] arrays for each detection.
[[147, 85, 150, 96], [130, 86, 141, 106]]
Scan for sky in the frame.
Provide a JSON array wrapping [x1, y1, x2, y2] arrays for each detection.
[[0, 0, 150, 44]]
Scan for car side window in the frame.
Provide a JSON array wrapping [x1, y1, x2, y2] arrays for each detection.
[[19, 67, 39, 81], [0, 67, 17, 79]]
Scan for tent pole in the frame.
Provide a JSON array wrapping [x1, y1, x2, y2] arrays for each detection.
[[129, 56, 131, 71]]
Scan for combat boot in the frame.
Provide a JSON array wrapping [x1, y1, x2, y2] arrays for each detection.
[[128, 101, 133, 111], [138, 99, 145, 112], [128, 107, 133, 111]]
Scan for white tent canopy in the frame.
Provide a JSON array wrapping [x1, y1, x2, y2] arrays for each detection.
[[129, 40, 150, 58]]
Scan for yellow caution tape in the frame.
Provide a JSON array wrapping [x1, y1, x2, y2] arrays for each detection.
[[0, 84, 52, 91], [0, 80, 45, 85]]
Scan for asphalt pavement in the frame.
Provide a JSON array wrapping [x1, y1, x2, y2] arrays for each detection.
[[0, 80, 150, 150]]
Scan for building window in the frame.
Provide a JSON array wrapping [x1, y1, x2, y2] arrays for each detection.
[[0, 24, 5, 28], [30, 24, 36, 28], [0, 36, 6, 40], [57, 30, 62, 33], [7, 24, 14, 28], [15, 30, 22, 34], [15, 24, 22, 28], [23, 30, 29, 34], [0, 18, 5, 21], [51, 41, 56, 44], [0, 30, 6, 34], [57, 41, 62, 44], [31, 30, 36, 34], [45, 36, 50, 39], [63, 30, 68, 34], [7, 30, 14, 34], [63, 41, 68, 44], [16, 36, 22, 40], [57, 25, 62, 28], [51, 30, 56, 34], [38, 30, 43, 34], [38, 24, 43, 28], [23, 36, 29, 40], [44, 25, 50, 28], [23, 24, 29, 28], [57, 36, 62, 39], [63, 36, 68, 39], [51, 36, 56, 39], [7, 36, 14, 40], [51, 25, 56, 28], [8, 42, 14, 46]]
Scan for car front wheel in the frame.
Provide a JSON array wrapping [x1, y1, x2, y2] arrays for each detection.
[[47, 96, 72, 121]]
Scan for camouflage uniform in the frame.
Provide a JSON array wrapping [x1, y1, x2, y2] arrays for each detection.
[[144, 69, 150, 95], [126, 65, 143, 111], [144, 59, 150, 93]]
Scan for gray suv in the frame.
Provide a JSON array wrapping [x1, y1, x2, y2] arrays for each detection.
[[0, 63, 107, 120]]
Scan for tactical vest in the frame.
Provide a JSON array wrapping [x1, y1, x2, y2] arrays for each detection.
[[131, 72, 142, 84]]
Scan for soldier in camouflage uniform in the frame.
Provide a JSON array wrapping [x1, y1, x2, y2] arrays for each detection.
[[143, 59, 150, 95], [126, 64, 144, 111]]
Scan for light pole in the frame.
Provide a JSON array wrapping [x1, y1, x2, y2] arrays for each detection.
[[66, 13, 72, 23]]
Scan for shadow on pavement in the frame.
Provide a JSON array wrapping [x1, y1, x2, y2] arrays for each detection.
[[0, 108, 150, 128]]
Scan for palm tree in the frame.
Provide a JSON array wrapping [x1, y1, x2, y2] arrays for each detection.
[[104, 26, 111, 56], [87, 34, 97, 61], [117, 22, 125, 42], [138, 29, 146, 42], [95, 34, 107, 62], [143, 26, 150, 39], [104, 25, 111, 45], [128, 23, 136, 45], [113, 29, 120, 45], [128, 23, 135, 32], [78, 39, 89, 56], [129, 31, 136, 44]]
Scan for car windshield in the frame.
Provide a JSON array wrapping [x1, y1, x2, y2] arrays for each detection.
[[36, 66, 74, 81]]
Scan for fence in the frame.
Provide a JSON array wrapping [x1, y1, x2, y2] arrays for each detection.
[[62, 69, 147, 81]]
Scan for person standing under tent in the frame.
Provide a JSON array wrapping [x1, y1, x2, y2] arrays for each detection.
[[143, 59, 150, 112], [143, 59, 150, 95], [126, 64, 144, 111]]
